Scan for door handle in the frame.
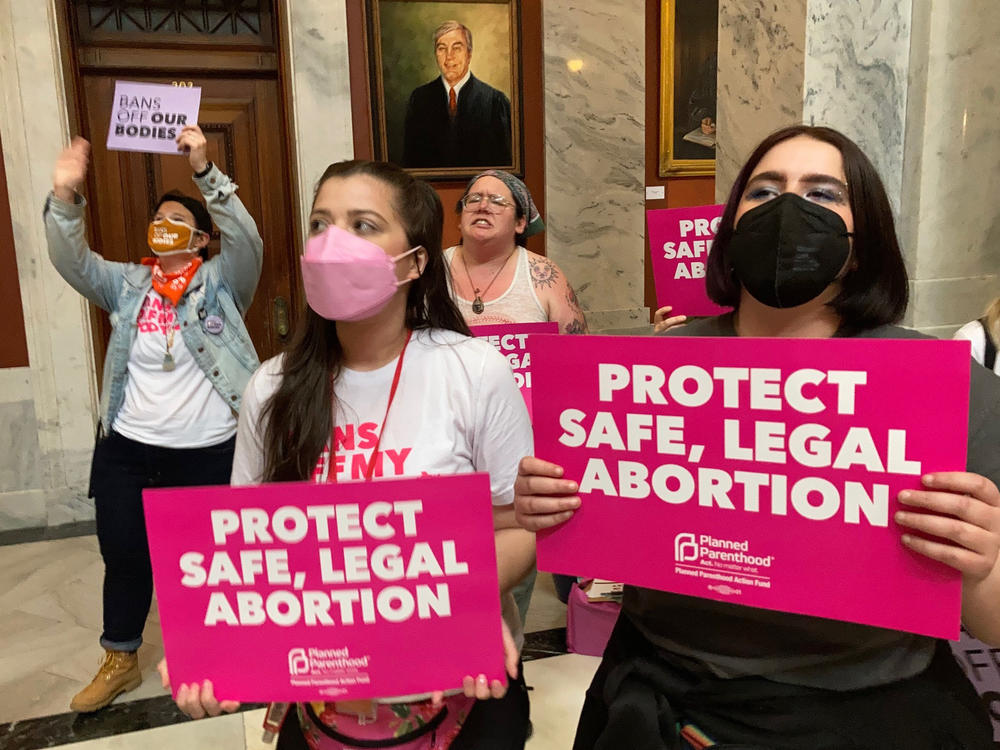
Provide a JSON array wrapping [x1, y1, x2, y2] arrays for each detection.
[[273, 296, 290, 338]]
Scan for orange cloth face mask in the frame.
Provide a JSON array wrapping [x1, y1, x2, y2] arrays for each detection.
[[147, 217, 201, 257]]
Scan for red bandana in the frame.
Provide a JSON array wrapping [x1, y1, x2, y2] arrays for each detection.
[[142, 256, 203, 306]]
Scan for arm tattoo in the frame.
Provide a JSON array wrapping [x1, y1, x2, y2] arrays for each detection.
[[564, 287, 589, 334], [529, 256, 560, 289], [566, 286, 582, 311]]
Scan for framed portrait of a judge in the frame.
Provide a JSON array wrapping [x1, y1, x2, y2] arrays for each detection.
[[659, 0, 718, 177], [366, 0, 523, 180]]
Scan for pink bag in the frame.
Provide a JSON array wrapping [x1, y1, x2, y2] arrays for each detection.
[[566, 582, 621, 657]]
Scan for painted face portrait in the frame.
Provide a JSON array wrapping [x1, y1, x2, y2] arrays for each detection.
[[435, 28, 471, 85]]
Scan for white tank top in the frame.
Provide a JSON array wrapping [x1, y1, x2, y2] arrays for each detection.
[[445, 245, 548, 326]]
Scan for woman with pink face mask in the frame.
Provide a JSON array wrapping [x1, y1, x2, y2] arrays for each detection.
[[45, 125, 263, 713], [161, 160, 535, 750]]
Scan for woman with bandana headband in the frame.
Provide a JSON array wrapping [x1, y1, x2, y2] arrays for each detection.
[[447, 170, 589, 623], [44, 125, 262, 713], [159, 160, 535, 749], [513, 126, 1000, 748], [447, 170, 587, 334]]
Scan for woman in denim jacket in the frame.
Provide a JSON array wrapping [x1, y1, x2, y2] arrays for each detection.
[[44, 126, 263, 713]]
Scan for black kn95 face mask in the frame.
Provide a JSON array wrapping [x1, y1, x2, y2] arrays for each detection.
[[727, 192, 852, 309]]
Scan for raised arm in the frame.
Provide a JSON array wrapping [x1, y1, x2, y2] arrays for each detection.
[[44, 137, 123, 312], [178, 125, 263, 314]]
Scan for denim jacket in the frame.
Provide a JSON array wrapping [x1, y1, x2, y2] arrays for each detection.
[[44, 164, 263, 432]]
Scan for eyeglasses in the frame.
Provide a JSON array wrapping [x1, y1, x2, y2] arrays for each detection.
[[460, 193, 516, 212]]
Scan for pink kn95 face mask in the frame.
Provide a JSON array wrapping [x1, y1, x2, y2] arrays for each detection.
[[300, 225, 421, 321]]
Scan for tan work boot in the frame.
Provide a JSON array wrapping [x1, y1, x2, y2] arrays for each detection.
[[70, 648, 141, 712]]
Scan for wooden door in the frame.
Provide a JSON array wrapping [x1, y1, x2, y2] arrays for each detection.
[[79, 75, 297, 366], [66, 1, 299, 378]]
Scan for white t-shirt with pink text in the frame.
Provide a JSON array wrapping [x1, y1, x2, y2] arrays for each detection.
[[113, 290, 237, 448], [232, 328, 531, 494], [232, 328, 533, 650]]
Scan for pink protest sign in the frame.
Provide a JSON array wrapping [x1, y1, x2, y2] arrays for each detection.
[[106, 81, 201, 154], [529, 334, 971, 639], [144, 473, 504, 702], [471, 322, 558, 420], [647, 205, 730, 317]]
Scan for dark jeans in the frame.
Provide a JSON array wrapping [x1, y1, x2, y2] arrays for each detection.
[[574, 614, 993, 750], [90, 429, 235, 651], [277, 664, 530, 749]]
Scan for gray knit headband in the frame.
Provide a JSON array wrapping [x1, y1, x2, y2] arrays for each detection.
[[463, 170, 545, 237]]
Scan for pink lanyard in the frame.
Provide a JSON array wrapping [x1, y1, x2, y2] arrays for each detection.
[[321, 329, 412, 483]]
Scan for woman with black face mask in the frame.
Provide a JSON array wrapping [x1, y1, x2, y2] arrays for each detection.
[[512, 125, 1000, 749]]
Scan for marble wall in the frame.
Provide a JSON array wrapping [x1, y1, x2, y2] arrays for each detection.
[[716, 0, 999, 334], [716, 0, 805, 201], [902, 0, 1000, 335], [542, 0, 648, 332], [803, 0, 912, 213], [717, 0, 911, 206], [284, 1, 355, 230]]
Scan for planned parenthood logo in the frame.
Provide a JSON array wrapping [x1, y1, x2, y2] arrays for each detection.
[[674, 532, 699, 562], [673, 532, 774, 567], [287, 646, 372, 678], [673, 531, 775, 595], [288, 648, 309, 675]]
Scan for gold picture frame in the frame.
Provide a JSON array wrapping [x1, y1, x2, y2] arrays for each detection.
[[365, 0, 523, 180], [659, 0, 718, 177]]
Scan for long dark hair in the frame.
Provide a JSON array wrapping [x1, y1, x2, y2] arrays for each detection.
[[705, 125, 909, 334], [261, 160, 470, 482]]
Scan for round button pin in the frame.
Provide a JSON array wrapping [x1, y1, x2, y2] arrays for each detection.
[[204, 315, 224, 334]]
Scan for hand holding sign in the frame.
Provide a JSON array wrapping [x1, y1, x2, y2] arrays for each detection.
[[513, 456, 581, 531], [896, 472, 1000, 583], [652, 306, 688, 335], [526, 333, 974, 638], [160, 620, 519, 719], [433, 618, 519, 705], [158, 659, 240, 719], [52, 137, 90, 203], [145, 475, 508, 702], [107, 80, 202, 155], [176, 124, 209, 174]]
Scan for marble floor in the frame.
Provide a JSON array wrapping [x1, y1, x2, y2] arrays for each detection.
[[0, 530, 599, 749]]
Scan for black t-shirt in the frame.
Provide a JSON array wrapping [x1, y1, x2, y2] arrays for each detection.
[[625, 314, 1000, 689]]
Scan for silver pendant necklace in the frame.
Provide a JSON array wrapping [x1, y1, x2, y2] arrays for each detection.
[[162, 324, 176, 371], [460, 249, 515, 315]]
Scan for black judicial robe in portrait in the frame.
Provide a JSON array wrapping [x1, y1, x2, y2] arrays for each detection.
[[402, 74, 513, 169]]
